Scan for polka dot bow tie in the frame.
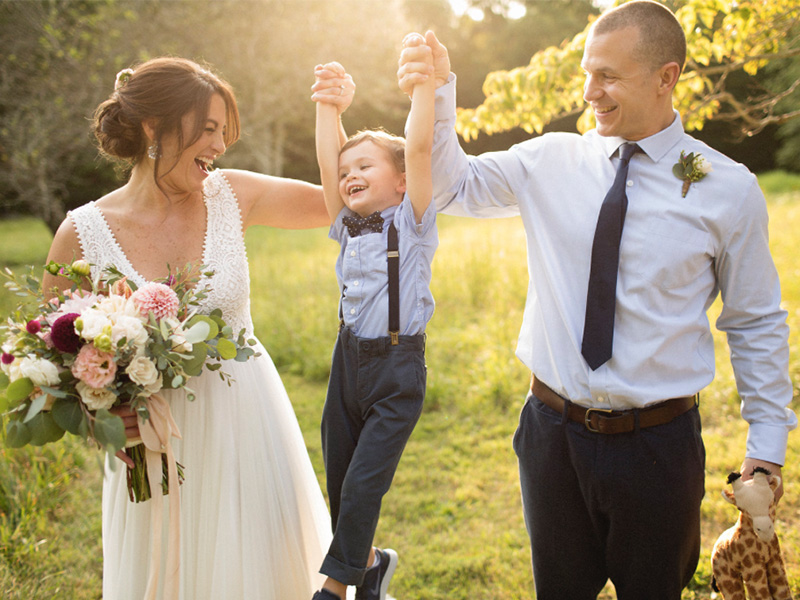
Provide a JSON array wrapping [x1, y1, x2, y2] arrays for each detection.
[[342, 211, 384, 237]]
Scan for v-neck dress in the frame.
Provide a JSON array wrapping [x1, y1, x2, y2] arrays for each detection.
[[68, 169, 330, 600]]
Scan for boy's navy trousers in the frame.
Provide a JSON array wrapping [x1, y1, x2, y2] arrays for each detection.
[[320, 326, 426, 586]]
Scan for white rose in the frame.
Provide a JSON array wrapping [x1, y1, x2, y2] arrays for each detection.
[[76, 381, 116, 411], [79, 308, 111, 341], [112, 315, 149, 348], [695, 156, 712, 175], [143, 373, 163, 395], [19, 355, 61, 387], [125, 356, 160, 388]]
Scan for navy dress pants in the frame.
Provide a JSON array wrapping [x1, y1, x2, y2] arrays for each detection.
[[320, 327, 426, 586], [513, 392, 706, 600]]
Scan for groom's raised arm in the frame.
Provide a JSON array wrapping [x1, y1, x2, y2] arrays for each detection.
[[398, 31, 521, 219]]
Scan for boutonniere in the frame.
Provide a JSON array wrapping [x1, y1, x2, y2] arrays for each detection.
[[673, 151, 712, 197]]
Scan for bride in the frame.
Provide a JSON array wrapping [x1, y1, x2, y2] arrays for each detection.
[[43, 57, 353, 600]]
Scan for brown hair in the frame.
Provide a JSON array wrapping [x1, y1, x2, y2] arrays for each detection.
[[93, 57, 240, 180], [340, 129, 406, 174], [593, 0, 686, 73]]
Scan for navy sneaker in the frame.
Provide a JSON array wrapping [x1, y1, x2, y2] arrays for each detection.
[[356, 548, 398, 600], [312, 590, 342, 600]]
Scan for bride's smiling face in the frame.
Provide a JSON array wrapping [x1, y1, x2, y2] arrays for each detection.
[[157, 93, 228, 196]]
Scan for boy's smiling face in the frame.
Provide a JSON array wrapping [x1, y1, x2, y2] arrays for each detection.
[[338, 141, 406, 217]]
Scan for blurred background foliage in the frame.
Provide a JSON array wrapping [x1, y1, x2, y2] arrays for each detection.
[[0, 0, 798, 233]]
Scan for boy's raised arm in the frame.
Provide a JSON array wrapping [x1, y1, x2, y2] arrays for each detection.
[[402, 34, 436, 224], [312, 62, 353, 222]]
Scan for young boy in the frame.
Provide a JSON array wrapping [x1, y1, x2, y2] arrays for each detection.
[[309, 36, 436, 600]]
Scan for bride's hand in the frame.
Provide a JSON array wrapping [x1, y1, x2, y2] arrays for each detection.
[[311, 61, 355, 114], [111, 404, 140, 468]]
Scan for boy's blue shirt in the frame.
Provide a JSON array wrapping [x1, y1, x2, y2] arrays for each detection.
[[330, 193, 438, 338]]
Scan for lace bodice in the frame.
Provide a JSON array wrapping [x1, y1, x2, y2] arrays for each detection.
[[69, 170, 254, 336]]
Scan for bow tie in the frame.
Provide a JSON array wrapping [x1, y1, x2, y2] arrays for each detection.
[[342, 211, 384, 237]]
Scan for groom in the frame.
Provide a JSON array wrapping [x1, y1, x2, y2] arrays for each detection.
[[397, 1, 796, 598]]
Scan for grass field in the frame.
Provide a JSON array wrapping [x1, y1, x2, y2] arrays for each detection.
[[1, 171, 800, 599]]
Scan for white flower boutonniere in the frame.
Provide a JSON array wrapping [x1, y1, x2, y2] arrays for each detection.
[[673, 151, 712, 197]]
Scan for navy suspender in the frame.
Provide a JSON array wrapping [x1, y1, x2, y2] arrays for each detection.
[[387, 222, 400, 345]]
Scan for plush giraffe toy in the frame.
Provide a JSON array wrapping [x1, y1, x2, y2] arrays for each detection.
[[711, 467, 793, 599]]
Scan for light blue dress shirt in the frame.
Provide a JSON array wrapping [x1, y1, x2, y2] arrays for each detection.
[[331, 194, 438, 339], [430, 75, 796, 464]]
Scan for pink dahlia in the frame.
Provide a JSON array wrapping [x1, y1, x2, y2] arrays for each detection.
[[71, 344, 117, 389], [51, 313, 83, 354], [131, 282, 180, 320]]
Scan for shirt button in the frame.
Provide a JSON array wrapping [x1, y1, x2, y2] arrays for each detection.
[[349, 308, 356, 315], [596, 396, 604, 403], [626, 180, 634, 187], [350, 250, 356, 257], [353, 280, 359, 286]]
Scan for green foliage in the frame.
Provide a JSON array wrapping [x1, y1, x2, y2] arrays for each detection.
[[456, 0, 800, 141], [2, 190, 800, 597]]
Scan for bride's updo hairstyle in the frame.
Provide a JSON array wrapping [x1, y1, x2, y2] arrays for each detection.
[[93, 57, 241, 177]]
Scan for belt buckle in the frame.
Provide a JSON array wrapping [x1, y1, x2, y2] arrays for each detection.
[[585, 407, 614, 433]]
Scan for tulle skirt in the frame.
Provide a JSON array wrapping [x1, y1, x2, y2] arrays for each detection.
[[101, 341, 331, 600]]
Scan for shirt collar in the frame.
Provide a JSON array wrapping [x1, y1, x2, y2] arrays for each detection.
[[598, 110, 684, 163]]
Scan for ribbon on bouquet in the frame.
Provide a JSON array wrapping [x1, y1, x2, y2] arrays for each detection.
[[138, 393, 183, 600]]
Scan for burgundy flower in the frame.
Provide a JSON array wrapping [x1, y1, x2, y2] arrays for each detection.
[[26, 320, 42, 334], [50, 313, 82, 354], [1, 352, 14, 365]]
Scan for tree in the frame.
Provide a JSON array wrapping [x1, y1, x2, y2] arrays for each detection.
[[0, 0, 132, 232], [455, 0, 800, 141], [0, 0, 411, 230]]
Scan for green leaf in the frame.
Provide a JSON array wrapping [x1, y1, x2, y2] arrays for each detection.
[[5, 419, 32, 448], [52, 399, 86, 435], [184, 316, 216, 342], [39, 385, 69, 399], [28, 411, 66, 446], [6, 377, 34, 403], [93, 409, 126, 453], [217, 338, 237, 360], [23, 394, 48, 423], [171, 374, 184, 388], [182, 343, 208, 377]]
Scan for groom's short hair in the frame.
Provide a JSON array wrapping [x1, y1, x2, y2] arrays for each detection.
[[593, 0, 686, 74]]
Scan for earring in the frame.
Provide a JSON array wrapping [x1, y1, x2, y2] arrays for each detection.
[[147, 142, 159, 160]]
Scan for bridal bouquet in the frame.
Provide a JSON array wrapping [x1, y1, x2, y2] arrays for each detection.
[[0, 260, 258, 502]]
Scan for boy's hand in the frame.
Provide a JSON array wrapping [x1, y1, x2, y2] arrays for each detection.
[[397, 30, 450, 96], [311, 62, 355, 114]]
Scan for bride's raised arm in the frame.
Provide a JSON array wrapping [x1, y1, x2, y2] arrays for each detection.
[[222, 169, 330, 231]]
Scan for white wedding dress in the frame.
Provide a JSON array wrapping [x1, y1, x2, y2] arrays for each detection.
[[69, 170, 331, 600]]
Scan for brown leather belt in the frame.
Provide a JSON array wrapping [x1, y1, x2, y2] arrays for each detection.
[[531, 376, 697, 434]]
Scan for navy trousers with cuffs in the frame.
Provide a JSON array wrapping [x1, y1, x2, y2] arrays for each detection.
[[513, 390, 706, 600], [320, 326, 426, 586]]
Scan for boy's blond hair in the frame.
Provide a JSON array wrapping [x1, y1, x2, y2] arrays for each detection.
[[341, 129, 406, 174]]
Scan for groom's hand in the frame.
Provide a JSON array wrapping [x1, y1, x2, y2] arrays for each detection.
[[397, 30, 450, 97]]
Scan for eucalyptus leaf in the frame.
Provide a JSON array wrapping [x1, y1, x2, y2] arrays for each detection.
[[39, 385, 69, 399], [184, 318, 214, 343], [23, 394, 48, 423], [28, 411, 66, 446], [52, 399, 86, 435], [6, 377, 34, 403], [5, 419, 32, 448], [217, 338, 237, 360], [93, 409, 126, 453]]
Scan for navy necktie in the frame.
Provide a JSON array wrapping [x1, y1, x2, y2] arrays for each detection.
[[581, 143, 639, 370], [342, 211, 384, 237]]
